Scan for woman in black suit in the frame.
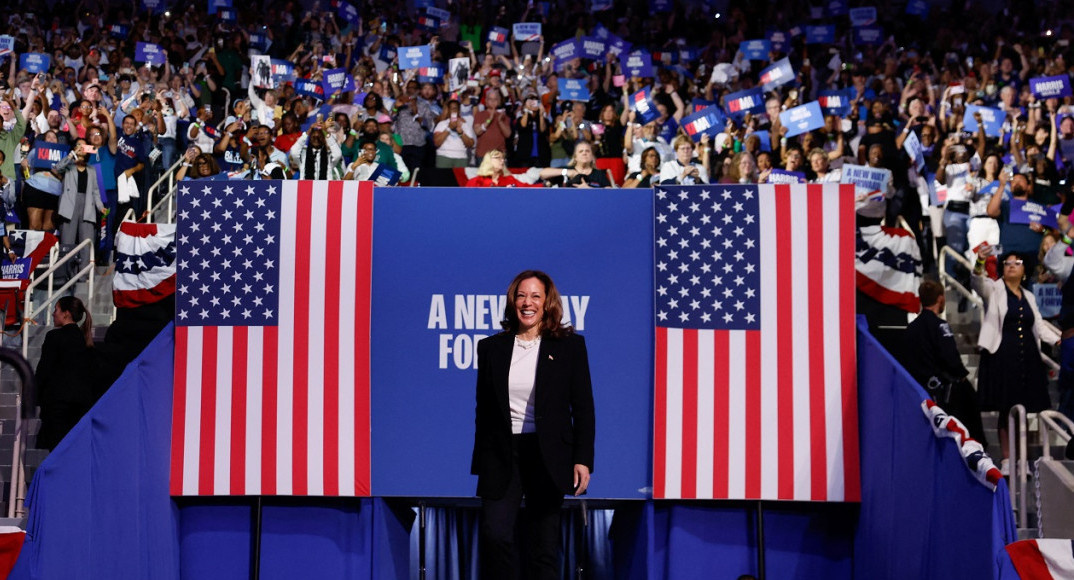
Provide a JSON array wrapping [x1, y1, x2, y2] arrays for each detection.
[[36, 296, 96, 450], [471, 270, 595, 580]]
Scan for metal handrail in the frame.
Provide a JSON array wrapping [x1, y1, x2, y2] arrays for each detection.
[[21, 239, 95, 359], [1, 348, 36, 520], [1038, 410, 1074, 460], [1009, 404, 1029, 529]]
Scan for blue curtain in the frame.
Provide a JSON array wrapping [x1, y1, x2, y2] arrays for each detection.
[[853, 316, 1016, 580], [10, 326, 181, 580]]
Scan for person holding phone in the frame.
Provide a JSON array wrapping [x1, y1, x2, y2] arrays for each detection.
[[472, 270, 594, 580], [52, 139, 104, 276], [432, 98, 475, 168]]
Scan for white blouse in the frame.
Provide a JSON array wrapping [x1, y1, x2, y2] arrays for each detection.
[[508, 336, 541, 434]]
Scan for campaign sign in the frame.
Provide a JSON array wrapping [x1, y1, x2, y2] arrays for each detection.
[[903, 130, 926, 173], [19, 53, 50, 74], [622, 50, 654, 78], [849, 6, 877, 26], [217, 8, 237, 21], [853, 26, 884, 46], [651, 0, 672, 12], [294, 78, 326, 100], [513, 22, 541, 42], [754, 131, 772, 152], [0, 36, 14, 57], [249, 32, 270, 52], [135, 42, 165, 66], [962, 105, 1005, 137], [680, 106, 726, 142], [1036, 283, 1062, 319], [370, 187, 653, 498], [826, 0, 848, 16], [630, 87, 660, 124], [1009, 199, 1059, 230], [593, 22, 612, 40], [605, 34, 632, 58], [759, 57, 794, 90], [841, 164, 892, 192], [1029, 75, 1073, 100], [399, 45, 432, 70], [0, 258, 32, 281], [143, 0, 165, 13], [679, 48, 699, 63], [691, 98, 717, 113], [779, 101, 825, 138], [299, 104, 335, 131], [591, 0, 613, 11], [767, 30, 788, 54], [487, 26, 509, 49], [337, 1, 360, 24], [30, 143, 70, 170], [551, 39, 579, 69], [425, 7, 452, 21], [788, 25, 804, 38], [250, 55, 275, 88], [417, 65, 443, 84], [805, 25, 836, 45], [379, 45, 397, 64], [321, 68, 355, 96], [652, 51, 678, 66], [906, 0, 929, 17], [208, 0, 232, 13], [580, 37, 607, 60], [368, 164, 402, 186], [723, 87, 766, 117], [109, 24, 130, 39], [817, 89, 852, 116], [768, 169, 807, 184], [558, 78, 590, 102], [417, 15, 441, 32], [741, 39, 771, 61], [270, 59, 295, 83]]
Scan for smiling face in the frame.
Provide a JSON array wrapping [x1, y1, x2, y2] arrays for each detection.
[[513, 277, 546, 338]]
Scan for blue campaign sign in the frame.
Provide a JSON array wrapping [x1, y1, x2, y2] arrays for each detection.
[[630, 87, 660, 124], [848, 6, 877, 25], [1009, 199, 1059, 229], [805, 25, 836, 45], [768, 169, 807, 184], [417, 15, 441, 32], [691, 98, 717, 113], [723, 87, 766, 117], [754, 131, 772, 151], [216, 8, 236, 21], [652, 50, 678, 66], [249, 32, 270, 52], [779, 101, 825, 138], [368, 164, 402, 185], [963, 104, 1005, 137], [398, 45, 432, 70], [143, 0, 165, 13], [426, 7, 452, 21], [622, 50, 654, 78], [551, 39, 579, 69], [109, 24, 130, 39], [759, 57, 794, 90], [270, 59, 295, 82], [817, 89, 852, 116], [679, 47, 699, 63], [558, 78, 590, 102], [1029, 75, 1073, 100], [902, 130, 926, 173], [299, 104, 334, 131], [379, 45, 397, 63], [487, 26, 509, 49], [208, 0, 232, 13], [0, 36, 15, 57], [30, 143, 70, 170], [606, 34, 632, 58], [337, 1, 360, 24], [740, 39, 771, 61], [513, 22, 542, 42], [841, 163, 892, 192], [591, 0, 613, 11], [680, 106, 726, 142], [135, 42, 165, 66], [906, 0, 929, 17], [321, 68, 355, 96], [19, 53, 50, 74], [369, 187, 654, 498], [417, 65, 443, 84], [294, 78, 325, 100], [1036, 283, 1062, 319], [853, 26, 884, 46], [767, 30, 788, 54], [826, 0, 848, 16], [579, 37, 607, 60], [650, 0, 672, 12]]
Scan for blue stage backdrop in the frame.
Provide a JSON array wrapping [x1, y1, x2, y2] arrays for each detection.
[[370, 187, 654, 498]]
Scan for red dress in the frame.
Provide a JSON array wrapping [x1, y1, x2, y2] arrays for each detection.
[[465, 174, 542, 188]]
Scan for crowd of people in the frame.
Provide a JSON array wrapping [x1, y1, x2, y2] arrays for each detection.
[[0, 0, 1073, 455]]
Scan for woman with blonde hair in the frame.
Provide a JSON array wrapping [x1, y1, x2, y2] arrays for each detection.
[[466, 150, 540, 187]]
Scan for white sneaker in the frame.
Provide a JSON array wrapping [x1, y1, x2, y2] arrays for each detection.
[[1000, 459, 1009, 476]]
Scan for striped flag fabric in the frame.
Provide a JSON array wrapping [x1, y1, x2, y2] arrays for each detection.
[[170, 180, 373, 496], [855, 224, 922, 313], [0, 230, 57, 290], [113, 221, 176, 308], [1003, 539, 1074, 579], [653, 184, 860, 501]]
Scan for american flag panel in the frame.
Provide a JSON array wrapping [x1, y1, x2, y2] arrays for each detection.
[[653, 184, 860, 502], [170, 180, 373, 497]]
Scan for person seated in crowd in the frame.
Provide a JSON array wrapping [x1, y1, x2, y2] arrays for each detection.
[[538, 141, 610, 188], [659, 135, 710, 185], [175, 149, 223, 181], [623, 147, 663, 189], [343, 139, 382, 181], [465, 149, 538, 187]]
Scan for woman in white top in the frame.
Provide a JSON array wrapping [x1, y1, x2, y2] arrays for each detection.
[[809, 148, 842, 183], [432, 99, 476, 168], [658, 134, 710, 185]]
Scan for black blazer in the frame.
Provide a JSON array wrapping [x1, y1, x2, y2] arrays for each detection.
[[471, 331, 595, 498]]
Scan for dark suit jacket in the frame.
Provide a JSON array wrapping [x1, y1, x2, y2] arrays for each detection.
[[471, 331, 595, 498]]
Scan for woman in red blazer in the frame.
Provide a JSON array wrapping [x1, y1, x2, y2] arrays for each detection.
[[471, 270, 595, 580]]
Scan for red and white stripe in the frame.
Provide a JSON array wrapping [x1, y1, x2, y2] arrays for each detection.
[[654, 184, 860, 501], [170, 180, 373, 496], [113, 222, 176, 308], [1006, 539, 1074, 579]]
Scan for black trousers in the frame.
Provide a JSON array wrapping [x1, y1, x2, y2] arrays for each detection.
[[479, 433, 564, 580]]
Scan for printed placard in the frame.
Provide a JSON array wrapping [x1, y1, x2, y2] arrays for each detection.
[[723, 87, 766, 117], [448, 58, 470, 92], [826, 0, 848, 16], [249, 32, 271, 52], [271, 59, 295, 83], [321, 68, 356, 96], [841, 163, 892, 192], [848, 6, 877, 26], [962, 104, 1005, 137], [630, 87, 660, 124], [740, 39, 771, 61], [208, 0, 232, 13], [337, 1, 360, 24], [579, 37, 607, 60], [691, 98, 718, 113], [1036, 283, 1062, 319], [805, 25, 836, 45], [551, 39, 579, 69], [759, 57, 794, 90], [0, 36, 14, 57], [767, 30, 788, 54], [1029, 75, 1073, 100], [817, 89, 852, 116], [30, 143, 70, 170], [487, 26, 509, 49], [398, 45, 432, 70], [513, 22, 542, 42], [417, 15, 441, 32], [558, 78, 590, 102], [903, 130, 926, 173], [294, 78, 326, 100], [621, 50, 654, 78], [19, 53, 50, 74], [605, 34, 632, 58], [368, 164, 402, 186], [853, 26, 884, 46], [425, 7, 452, 21], [1009, 198, 1059, 229], [250, 55, 275, 88], [109, 24, 130, 40], [680, 106, 726, 142], [417, 65, 443, 85], [779, 101, 825, 137], [135, 42, 165, 66], [768, 169, 807, 184], [906, 0, 929, 17]]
